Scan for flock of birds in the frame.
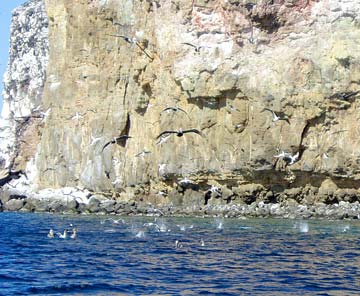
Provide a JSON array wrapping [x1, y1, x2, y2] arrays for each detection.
[[101, 103, 203, 150], [99, 101, 300, 171], [47, 227, 77, 239], [102, 32, 360, 168], [45, 218, 227, 248], [25, 31, 360, 186], [46, 218, 354, 250], [28, 29, 359, 174]]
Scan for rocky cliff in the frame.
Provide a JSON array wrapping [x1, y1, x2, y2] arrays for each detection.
[[1, 0, 360, 217]]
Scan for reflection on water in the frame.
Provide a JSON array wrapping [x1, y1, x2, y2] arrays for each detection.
[[1, 213, 360, 295]]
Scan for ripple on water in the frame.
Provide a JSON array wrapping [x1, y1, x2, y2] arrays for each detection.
[[1, 213, 360, 295]]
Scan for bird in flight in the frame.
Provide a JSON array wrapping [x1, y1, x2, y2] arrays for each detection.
[[102, 135, 132, 151], [156, 128, 203, 141], [108, 34, 153, 60], [262, 108, 290, 124], [328, 91, 359, 101], [161, 106, 188, 116], [182, 42, 207, 53], [273, 145, 306, 167], [108, 34, 136, 44], [135, 150, 151, 157]]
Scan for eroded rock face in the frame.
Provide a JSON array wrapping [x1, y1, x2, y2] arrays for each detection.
[[2, 0, 360, 212], [0, 0, 49, 174]]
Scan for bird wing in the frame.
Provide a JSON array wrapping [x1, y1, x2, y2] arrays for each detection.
[[343, 91, 360, 100], [118, 135, 132, 140], [156, 131, 177, 139], [183, 129, 203, 136], [116, 135, 131, 147], [262, 108, 274, 114], [102, 141, 112, 152], [135, 150, 150, 157], [182, 42, 196, 49], [109, 34, 131, 42], [279, 118, 290, 124], [134, 151, 143, 157], [176, 107, 188, 115], [161, 107, 176, 113]]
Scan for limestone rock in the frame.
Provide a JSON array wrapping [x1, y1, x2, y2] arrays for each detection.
[[0, 0, 48, 173], [2, 0, 360, 213], [4, 199, 25, 211]]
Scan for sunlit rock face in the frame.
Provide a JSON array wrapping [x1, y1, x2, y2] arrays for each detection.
[[3, 0, 360, 207], [0, 0, 48, 173]]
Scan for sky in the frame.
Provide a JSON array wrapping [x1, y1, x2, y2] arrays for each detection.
[[0, 0, 27, 113]]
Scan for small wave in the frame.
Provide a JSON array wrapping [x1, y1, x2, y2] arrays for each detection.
[[26, 282, 124, 294], [104, 229, 117, 233], [0, 274, 30, 282]]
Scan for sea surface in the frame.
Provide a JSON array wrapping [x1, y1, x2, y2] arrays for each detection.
[[1, 212, 360, 295]]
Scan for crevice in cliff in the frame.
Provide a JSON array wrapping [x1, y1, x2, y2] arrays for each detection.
[[246, 1, 286, 35], [119, 113, 131, 147], [185, 89, 241, 110]]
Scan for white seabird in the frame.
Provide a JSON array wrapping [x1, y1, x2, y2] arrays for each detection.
[[262, 108, 290, 124], [70, 228, 77, 239], [47, 229, 55, 238], [179, 177, 192, 185], [57, 229, 68, 239], [175, 240, 183, 248], [90, 135, 101, 146]]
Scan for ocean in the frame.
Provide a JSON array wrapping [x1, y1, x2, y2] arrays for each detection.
[[1, 212, 359, 295]]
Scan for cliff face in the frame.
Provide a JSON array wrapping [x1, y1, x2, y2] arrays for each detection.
[[0, 0, 48, 179], [2, 0, 360, 209]]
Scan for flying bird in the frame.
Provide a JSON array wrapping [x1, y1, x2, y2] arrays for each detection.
[[109, 34, 153, 60], [161, 106, 188, 116], [108, 34, 136, 44], [156, 128, 203, 140], [135, 150, 151, 157], [328, 91, 360, 101], [178, 177, 192, 185], [274, 145, 306, 166], [274, 150, 298, 165], [90, 135, 102, 146], [244, 2, 256, 11], [182, 42, 206, 53], [262, 108, 290, 124], [102, 135, 132, 151]]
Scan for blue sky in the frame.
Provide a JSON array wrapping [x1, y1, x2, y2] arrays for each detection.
[[0, 0, 27, 112]]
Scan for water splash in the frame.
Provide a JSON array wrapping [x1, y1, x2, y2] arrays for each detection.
[[293, 221, 309, 233], [215, 218, 224, 230]]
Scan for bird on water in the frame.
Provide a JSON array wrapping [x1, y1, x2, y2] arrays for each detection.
[[70, 228, 77, 239], [102, 135, 132, 151], [57, 229, 68, 239], [47, 229, 55, 238]]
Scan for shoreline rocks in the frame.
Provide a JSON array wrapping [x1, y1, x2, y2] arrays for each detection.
[[1, 184, 360, 220]]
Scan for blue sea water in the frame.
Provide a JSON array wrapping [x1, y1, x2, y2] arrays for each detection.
[[1, 213, 360, 295]]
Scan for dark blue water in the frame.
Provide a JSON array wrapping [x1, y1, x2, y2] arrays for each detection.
[[1, 213, 360, 295]]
